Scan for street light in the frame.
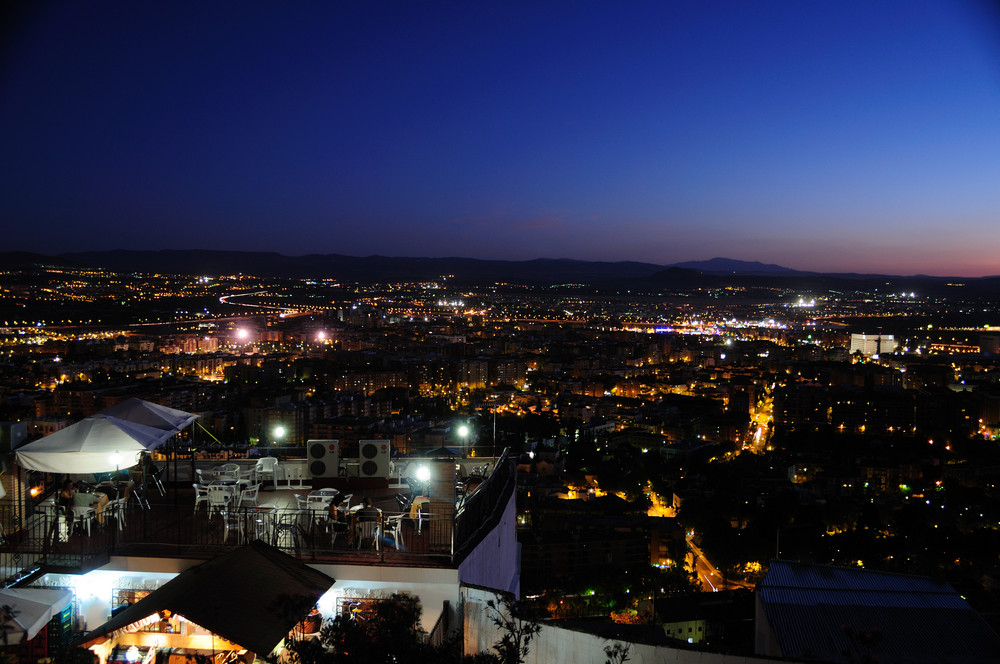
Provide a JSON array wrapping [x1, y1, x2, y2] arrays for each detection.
[[273, 425, 285, 449], [416, 465, 431, 497], [458, 424, 469, 457]]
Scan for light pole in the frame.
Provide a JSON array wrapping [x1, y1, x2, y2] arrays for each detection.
[[273, 425, 285, 454], [458, 424, 470, 457], [416, 465, 431, 497], [491, 401, 497, 461]]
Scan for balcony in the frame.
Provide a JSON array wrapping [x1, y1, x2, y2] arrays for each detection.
[[0, 449, 514, 582]]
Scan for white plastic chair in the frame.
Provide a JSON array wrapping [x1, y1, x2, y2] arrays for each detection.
[[303, 494, 331, 530], [148, 466, 166, 496], [306, 494, 330, 510], [355, 519, 380, 550], [193, 484, 210, 514], [272, 511, 299, 548], [384, 514, 404, 550], [107, 498, 128, 530], [240, 483, 261, 507], [70, 506, 97, 536], [207, 485, 234, 516], [409, 497, 429, 535], [238, 468, 256, 488], [217, 463, 240, 481], [330, 518, 347, 546], [255, 457, 279, 489], [221, 510, 244, 543]]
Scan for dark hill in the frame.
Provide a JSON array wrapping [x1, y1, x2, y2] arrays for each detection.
[[668, 257, 801, 276], [5, 250, 999, 296], [55, 250, 665, 285]]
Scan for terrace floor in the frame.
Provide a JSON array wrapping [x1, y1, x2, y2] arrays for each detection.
[[2, 479, 456, 578]]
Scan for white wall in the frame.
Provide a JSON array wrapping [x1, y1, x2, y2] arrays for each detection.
[[33, 569, 181, 632], [37, 557, 461, 637], [462, 586, 792, 664], [457, 489, 520, 597], [309, 562, 460, 634]]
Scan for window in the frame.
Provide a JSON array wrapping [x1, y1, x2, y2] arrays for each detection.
[[114, 589, 150, 609]]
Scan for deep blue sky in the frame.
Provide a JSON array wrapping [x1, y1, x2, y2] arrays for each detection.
[[3, 1, 1000, 275]]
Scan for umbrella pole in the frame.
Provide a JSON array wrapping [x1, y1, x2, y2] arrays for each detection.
[[172, 437, 179, 505]]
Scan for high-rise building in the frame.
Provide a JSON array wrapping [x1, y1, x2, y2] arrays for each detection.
[[849, 333, 897, 357]]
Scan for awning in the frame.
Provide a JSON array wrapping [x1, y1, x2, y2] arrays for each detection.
[[96, 398, 199, 436], [0, 588, 73, 646]]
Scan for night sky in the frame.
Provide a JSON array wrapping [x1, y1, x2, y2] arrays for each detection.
[[3, 1, 1000, 276]]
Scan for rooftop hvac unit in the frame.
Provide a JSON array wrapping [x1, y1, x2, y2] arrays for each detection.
[[307, 439, 340, 478], [358, 439, 390, 478]]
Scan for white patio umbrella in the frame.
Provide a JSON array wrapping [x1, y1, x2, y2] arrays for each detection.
[[15, 400, 196, 474], [0, 588, 72, 645]]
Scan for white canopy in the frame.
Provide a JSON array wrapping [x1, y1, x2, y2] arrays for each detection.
[[14, 400, 197, 474], [0, 588, 72, 645], [97, 398, 199, 436]]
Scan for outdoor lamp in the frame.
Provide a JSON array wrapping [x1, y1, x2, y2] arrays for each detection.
[[458, 424, 469, 455]]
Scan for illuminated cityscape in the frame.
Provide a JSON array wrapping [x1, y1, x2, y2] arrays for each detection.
[[3, 0, 1000, 661], [2, 254, 1000, 660]]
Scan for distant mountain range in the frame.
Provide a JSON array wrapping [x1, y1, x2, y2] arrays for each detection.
[[670, 257, 801, 276], [3, 250, 999, 297]]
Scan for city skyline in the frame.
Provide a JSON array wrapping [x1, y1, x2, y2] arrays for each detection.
[[3, 1, 1000, 276]]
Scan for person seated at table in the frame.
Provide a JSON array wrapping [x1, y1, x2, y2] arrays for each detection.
[[58, 480, 76, 513], [327, 497, 345, 522], [327, 497, 349, 534], [354, 497, 380, 549], [62, 480, 108, 524], [96, 479, 133, 502], [409, 495, 429, 519], [356, 497, 379, 522]]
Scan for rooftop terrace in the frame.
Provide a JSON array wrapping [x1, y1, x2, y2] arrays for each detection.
[[0, 449, 514, 582]]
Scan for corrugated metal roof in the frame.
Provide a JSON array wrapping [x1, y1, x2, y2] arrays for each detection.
[[763, 602, 1000, 662], [761, 559, 954, 596], [757, 561, 1000, 663], [758, 586, 968, 610]]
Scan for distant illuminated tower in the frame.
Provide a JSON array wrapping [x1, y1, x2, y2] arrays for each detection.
[[850, 333, 897, 357]]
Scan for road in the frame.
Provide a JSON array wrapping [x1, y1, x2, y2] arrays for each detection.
[[687, 537, 726, 592], [743, 392, 773, 454], [687, 535, 755, 592]]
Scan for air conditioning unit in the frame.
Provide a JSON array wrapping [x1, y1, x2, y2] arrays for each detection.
[[358, 439, 390, 478], [307, 439, 340, 478]]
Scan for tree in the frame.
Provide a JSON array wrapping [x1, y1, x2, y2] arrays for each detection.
[[285, 594, 459, 664], [604, 641, 632, 664], [485, 594, 543, 664], [0, 604, 19, 646]]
